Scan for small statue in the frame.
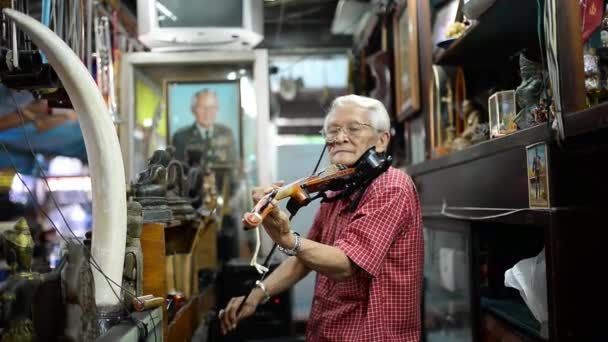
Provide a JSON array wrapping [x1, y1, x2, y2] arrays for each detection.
[[602, 30, 608, 47], [584, 51, 601, 98], [451, 100, 481, 150], [122, 201, 144, 309], [133, 149, 171, 198], [62, 241, 100, 342], [0, 218, 60, 342], [515, 53, 544, 129], [132, 149, 173, 223], [200, 166, 219, 218], [470, 123, 490, 144], [166, 160, 196, 222]]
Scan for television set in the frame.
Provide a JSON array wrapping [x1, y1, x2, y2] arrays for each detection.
[[137, 0, 264, 51]]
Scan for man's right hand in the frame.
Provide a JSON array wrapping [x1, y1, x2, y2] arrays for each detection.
[[219, 292, 261, 335]]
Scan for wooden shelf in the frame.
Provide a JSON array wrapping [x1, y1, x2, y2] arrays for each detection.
[[407, 123, 553, 177], [434, 0, 539, 66], [564, 101, 608, 138]]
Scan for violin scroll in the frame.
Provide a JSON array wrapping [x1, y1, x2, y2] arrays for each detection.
[[242, 189, 278, 230]]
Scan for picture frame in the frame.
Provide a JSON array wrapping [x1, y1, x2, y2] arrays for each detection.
[[393, 0, 421, 120], [163, 79, 243, 165], [429, 65, 454, 158], [526, 142, 551, 208]]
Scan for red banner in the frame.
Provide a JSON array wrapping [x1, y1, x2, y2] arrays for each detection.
[[582, 0, 604, 43]]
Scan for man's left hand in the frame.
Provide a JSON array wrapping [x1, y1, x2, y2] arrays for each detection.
[[251, 183, 295, 249], [263, 202, 295, 249]]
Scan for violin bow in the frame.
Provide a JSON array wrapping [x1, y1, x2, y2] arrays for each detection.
[[235, 144, 328, 318]]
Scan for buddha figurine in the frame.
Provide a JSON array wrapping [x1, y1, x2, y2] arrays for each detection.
[[0, 218, 58, 342], [133, 149, 171, 198], [166, 160, 196, 222], [132, 149, 173, 222], [122, 201, 143, 309], [515, 53, 544, 129]]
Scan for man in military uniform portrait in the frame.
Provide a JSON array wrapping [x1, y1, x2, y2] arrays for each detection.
[[171, 88, 240, 262], [171, 89, 237, 167]]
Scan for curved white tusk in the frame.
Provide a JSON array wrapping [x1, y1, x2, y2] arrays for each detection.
[[2, 9, 127, 312]]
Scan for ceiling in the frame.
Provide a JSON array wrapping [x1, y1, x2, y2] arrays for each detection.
[[121, 0, 359, 50]]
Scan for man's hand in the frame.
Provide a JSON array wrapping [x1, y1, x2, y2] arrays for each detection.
[[219, 293, 260, 335], [250, 182, 295, 248]]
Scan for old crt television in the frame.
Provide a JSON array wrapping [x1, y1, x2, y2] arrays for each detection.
[[137, 0, 264, 51]]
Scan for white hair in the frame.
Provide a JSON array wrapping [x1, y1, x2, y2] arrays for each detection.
[[324, 95, 391, 133], [191, 89, 218, 108]]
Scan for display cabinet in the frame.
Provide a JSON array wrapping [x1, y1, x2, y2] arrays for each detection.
[[371, 0, 608, 341]]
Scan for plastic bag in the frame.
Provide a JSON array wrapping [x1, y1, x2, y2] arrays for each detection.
[[504, 248, 548, 338]]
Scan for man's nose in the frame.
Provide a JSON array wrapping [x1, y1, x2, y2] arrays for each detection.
[[334, 129, 349, 142]]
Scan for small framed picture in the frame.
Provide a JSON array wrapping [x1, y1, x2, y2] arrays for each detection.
[[526, 142, 550, 208], [393, 0, 421, 119]]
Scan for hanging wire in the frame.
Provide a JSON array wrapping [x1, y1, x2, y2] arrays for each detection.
[[4, 93, 158, 341], [420, 200, 555, 221]]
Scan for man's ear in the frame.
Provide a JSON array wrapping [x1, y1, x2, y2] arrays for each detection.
[[374, 131, 391, 153]]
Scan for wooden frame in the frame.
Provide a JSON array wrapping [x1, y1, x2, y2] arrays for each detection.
[[393, 0, 421, 120], [163, 78, 243, 162]]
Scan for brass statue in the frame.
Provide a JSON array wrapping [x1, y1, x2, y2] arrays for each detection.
[[122, 201, 144, 309], [166, 160, 196, 222], [132, 149, 173, 222], [0, 218, 59, 342]]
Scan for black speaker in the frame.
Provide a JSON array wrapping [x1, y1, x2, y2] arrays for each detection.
[[213, 259, 293, 341]]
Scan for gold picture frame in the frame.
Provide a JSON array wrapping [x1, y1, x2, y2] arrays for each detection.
[[393, 0, 421, 120]]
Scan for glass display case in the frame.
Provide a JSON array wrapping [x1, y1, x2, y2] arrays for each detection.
[[424, 225, 473, 342]]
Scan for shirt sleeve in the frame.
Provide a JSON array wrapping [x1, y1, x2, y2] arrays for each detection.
[[334, 185, 411, 277]]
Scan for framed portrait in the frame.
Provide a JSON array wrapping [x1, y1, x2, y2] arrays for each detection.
[[526, 142, 551, 208], [164, 79, 242, 166], [393, 0, 420, 120], [429, 65, 454, 158]]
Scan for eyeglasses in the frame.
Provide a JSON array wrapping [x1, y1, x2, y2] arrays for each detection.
[[321, 122, 375, 141]]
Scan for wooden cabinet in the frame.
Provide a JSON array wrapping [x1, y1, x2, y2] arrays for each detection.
[[140, 219, 218, 341], [398, 0, 608, 341]]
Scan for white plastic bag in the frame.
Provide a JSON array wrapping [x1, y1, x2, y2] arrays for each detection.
[[504, 248, 548, 338]]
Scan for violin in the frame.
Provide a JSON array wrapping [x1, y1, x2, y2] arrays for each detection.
[[242, 147, 392, 230]]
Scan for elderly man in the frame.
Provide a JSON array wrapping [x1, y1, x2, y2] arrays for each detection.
[[171, 89, 237, 165], [220, 95, 423, 341]]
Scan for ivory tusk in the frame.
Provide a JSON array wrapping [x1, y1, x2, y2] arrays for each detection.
[[2, 9, 127, 312]]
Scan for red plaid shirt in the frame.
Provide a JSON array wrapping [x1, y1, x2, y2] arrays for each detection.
[[305, 167, 423, 342]]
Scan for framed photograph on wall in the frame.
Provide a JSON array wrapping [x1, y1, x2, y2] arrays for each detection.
[[393, 0, 421, 120], [164, 79, 242, 166], [526, 142, 551, 208]]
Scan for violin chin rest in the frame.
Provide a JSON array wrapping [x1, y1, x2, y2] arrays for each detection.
[[242, 212, 263, 230]]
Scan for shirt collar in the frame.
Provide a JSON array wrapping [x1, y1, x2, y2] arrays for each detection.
[[196, 123, 213, 138]]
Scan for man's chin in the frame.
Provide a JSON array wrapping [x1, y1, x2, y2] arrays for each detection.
[[330, 155, 356, 166]]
